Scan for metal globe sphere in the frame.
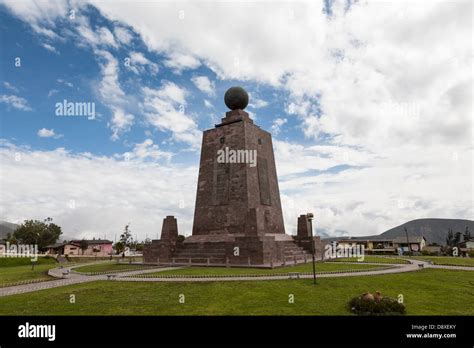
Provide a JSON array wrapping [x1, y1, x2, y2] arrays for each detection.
[[224, 86, 249, 110]]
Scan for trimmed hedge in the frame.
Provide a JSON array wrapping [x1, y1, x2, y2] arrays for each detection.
[[349, 295, 405, 315]]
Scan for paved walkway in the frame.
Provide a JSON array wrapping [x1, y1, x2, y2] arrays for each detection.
[[425, 264, 474, 271], [0, 263, 171, 297], [0, 259, 471, 297]]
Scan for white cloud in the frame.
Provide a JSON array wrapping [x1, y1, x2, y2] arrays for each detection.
[[275, 140, 473, 236], [37, 128, 55, 138], [204, 99, 213, 108], [83, 0, 470, 149], [3, 82, 19, 93], [273, 140, 375, 178], [122, 139, 174, 163], [248, 95, 268, 109], [91, 49, 136, 139], [163, 51, 200, 72], [109, 108, 134, 141], [0, 94, 32, 111], [141, 82, 201, 148], [97, 27, 118, 48], [0, 0, 67, 34], [191, 75, 215, 96], [88, 1, 324, 85], [1, 0, 472, 237], [114, 26, 133, 45], [37, 128, 62, 139], [270, 118, 287, 135], [41, 42, 59, 54], [56, 79, 73, 88], [74, 16, 119, 50], [128, 51, 159, 75], [47, 89, 59, 98], [152, 81, 187, 105], [0, 141, 197, 240]]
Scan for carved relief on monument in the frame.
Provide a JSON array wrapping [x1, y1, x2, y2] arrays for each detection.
[[213, 160, 230, 205], [257, 157, 271, 205]]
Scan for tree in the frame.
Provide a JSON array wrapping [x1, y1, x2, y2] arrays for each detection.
[[120, 224, 132, 246], [463, 226, 471, 241], [80, 239, 89, 255], [13, 219, 62, 250], [453, 232, 462, 246], [5, 232, 17, 244], [446, 229, 454, 247], [114, 241, 125, 254]]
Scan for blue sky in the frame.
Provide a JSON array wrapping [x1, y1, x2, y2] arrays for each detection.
[[0, 0, 471, 241], [0, 4, 308, 161]]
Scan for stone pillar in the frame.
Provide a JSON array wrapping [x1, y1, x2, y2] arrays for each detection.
[[297, 214, 311, 238], [294, 213, 325, 259], [161, 216, 178, 241], [143, 216, 179, 264]]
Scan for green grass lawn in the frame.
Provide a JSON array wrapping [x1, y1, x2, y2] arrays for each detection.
[[0, 257, 57, 267], [327, 256, 410, 264], [0, 269, 471, 315], [0, 257, 58, 286], [402, 256, 474, 267], [73, 262, 151, 273], [148, 262, 387, 276]]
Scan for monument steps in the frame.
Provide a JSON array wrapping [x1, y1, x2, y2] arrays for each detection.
[[174, 253, 226, 258], [173, 258, 227, 264], [283, 243, 313, 259], [169, 240, 314, 264], [173, 243, 227, 261]]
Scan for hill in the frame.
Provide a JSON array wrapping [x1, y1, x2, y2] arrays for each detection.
[[378, 218, 473, 245], [0, 221, 19, 239], [323, 218, 473, 245]]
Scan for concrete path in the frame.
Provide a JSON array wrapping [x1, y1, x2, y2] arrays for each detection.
[[426, 264, 474, 271], [0, 259, 471, 297], [0, 264, 171, 297]]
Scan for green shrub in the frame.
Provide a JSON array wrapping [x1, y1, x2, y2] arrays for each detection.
[[349, 295, 405, 315]]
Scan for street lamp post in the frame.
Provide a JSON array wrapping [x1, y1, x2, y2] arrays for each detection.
[[307, 213, 316, 285], [404, 227, 411, 256], [32, 232, 40, 270]]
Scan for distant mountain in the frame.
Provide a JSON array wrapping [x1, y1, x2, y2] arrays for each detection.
[[378, 218, 473, 245], [0, 221, 19, 239], [322, 218, 474, 246]]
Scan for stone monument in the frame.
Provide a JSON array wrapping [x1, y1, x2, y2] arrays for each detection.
[[144, 87, 323, 267]]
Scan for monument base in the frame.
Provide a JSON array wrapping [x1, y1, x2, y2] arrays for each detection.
[[144, 233, 324, 268]]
